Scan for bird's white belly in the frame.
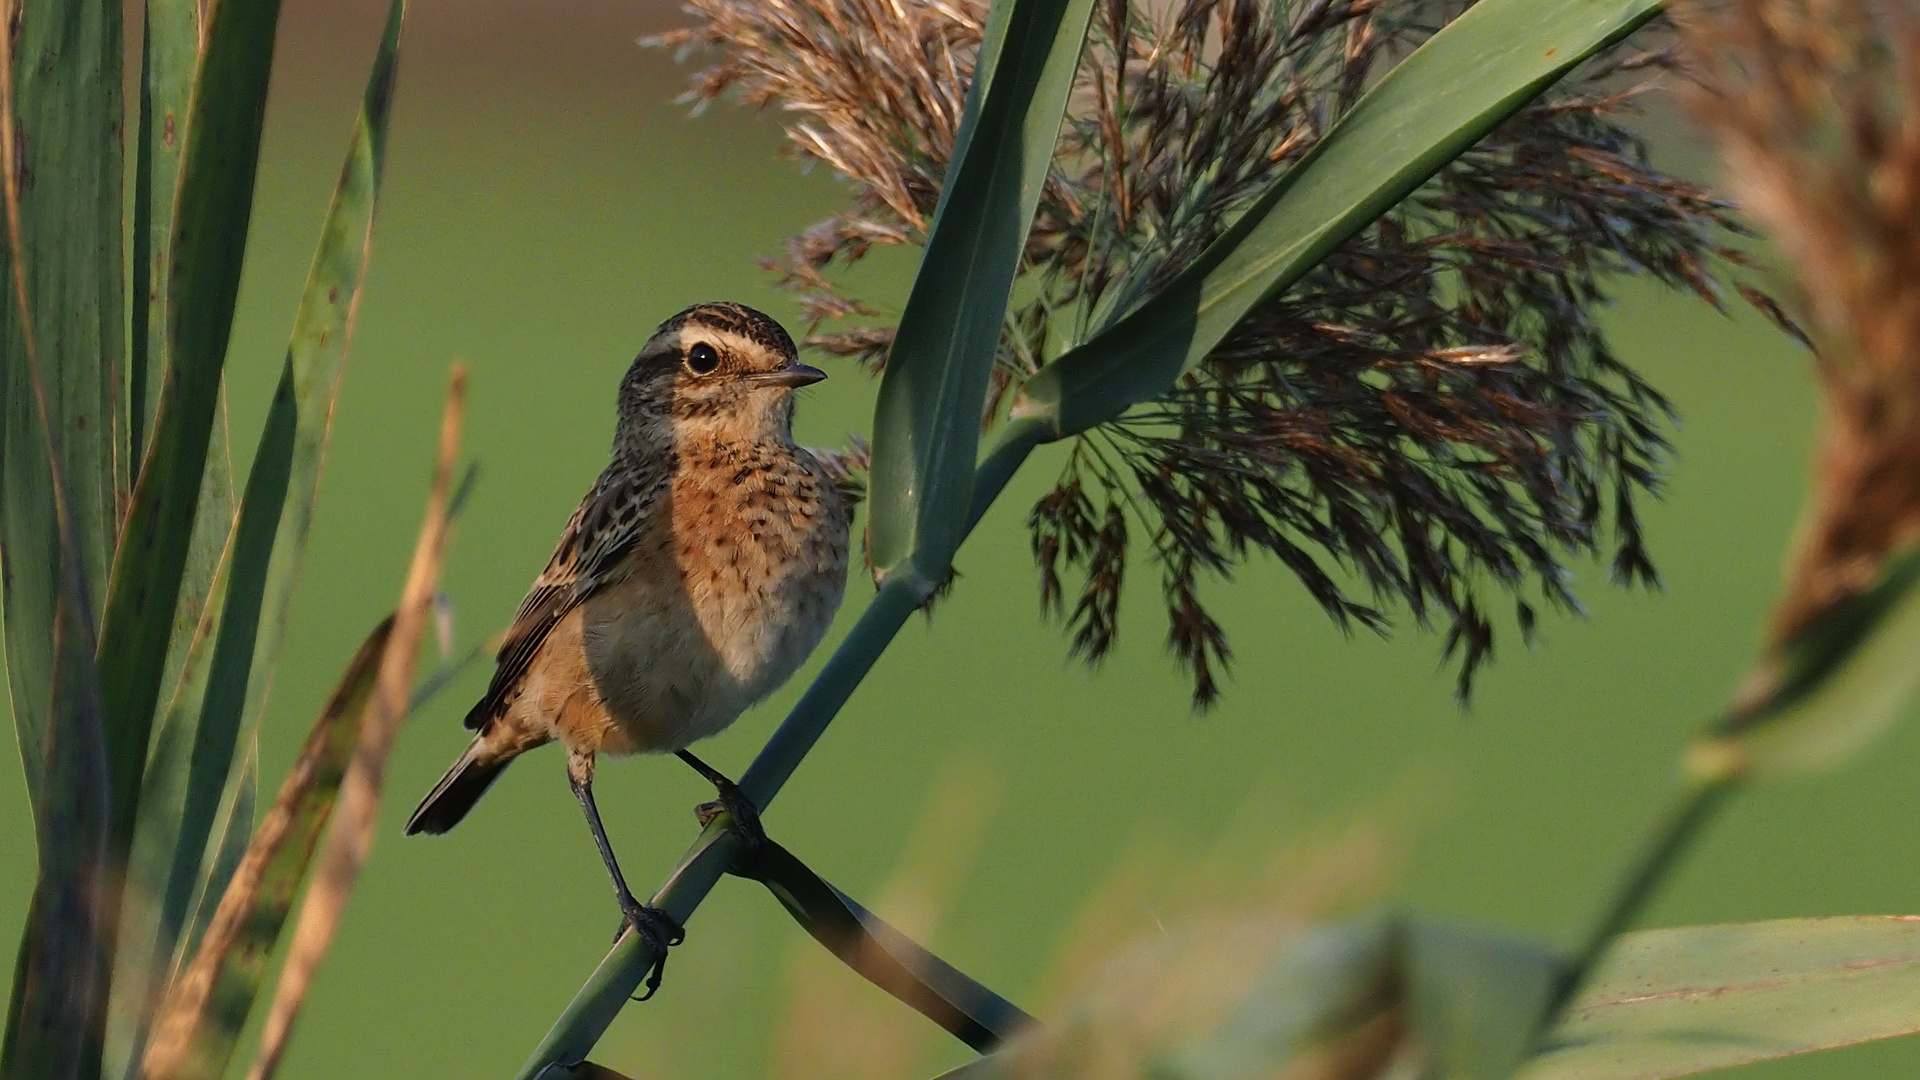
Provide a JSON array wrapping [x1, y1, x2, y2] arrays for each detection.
[[581, 524, 846, 753]]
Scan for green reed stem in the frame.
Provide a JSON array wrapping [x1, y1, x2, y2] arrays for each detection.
[[1546, 770, 1739, 1022], [515, 419, 1047, 1078]]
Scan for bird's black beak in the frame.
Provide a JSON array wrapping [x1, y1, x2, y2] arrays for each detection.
[[749, 363, 828, 389]]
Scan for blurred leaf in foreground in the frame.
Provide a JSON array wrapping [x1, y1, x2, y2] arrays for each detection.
[[948, 913, 1920, 1080], [1525, 917, 1920, 1080], [946, 911, 1561, 1080]]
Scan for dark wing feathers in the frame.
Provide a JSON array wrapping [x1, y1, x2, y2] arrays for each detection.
[[463, 463, 668, 730]]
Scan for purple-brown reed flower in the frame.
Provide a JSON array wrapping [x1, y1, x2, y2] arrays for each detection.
[[652, 0, 1780, 706]]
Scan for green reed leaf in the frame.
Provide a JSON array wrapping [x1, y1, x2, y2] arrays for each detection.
[[0, 622, 111, 1080], [0, 0, 126, 827], [179, 737, 257, 982], [864, 0, 1095, 586], [94, 0, 280, 870], [130, 0, 234, 756], [1011, 0, 1662, 440], [130, 0, 200, 462], [0, 2, 124, 1077], [113, 2, 405, 1070], [1524, 917, 1920, 1080], [220, 0, 402, 817], [107, 544, 229, 1080], [1404, 921, 1563, 1080], [932, 913, 1564, 1080]]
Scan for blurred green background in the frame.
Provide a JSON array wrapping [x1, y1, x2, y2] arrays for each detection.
[[7, 1, 1918, 1077]]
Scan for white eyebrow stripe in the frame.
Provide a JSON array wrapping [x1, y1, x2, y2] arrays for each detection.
[[687, 327, 776, 361], [635, 324, 784, 371]]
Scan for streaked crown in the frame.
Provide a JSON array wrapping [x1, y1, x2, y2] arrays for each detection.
[[616, 302, 825, 451]]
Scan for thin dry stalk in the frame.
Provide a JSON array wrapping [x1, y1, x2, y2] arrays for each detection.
[[1681, 0, 1920, 651], [243, 363, 468, 1080], [138, 621, 393, 1080]]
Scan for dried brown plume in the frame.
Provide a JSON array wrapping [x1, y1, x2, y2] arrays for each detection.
[[1681, 0, 1920, 650], [653, 0, 1777, 706]]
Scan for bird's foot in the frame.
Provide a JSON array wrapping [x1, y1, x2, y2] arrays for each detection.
[[695, 775, 767, 857], [677, 750, 768, 861], [614, 898, 685, 1001]]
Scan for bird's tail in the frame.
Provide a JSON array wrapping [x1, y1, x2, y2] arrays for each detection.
[[405, 736, 511, 836]]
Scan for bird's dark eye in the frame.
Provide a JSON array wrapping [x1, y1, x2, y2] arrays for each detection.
[[684, 342, 721, 375]]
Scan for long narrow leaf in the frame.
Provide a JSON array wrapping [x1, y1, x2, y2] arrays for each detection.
[[94, 0, 282, 871], [8, 0, 123, 576], [130, 0, 233, 752], [137, 620, 393, 1080], [0, 4, 122, 1078], [130, 0, 200, 462], [179, 739, 259, 977], [1523, 917, 1920, 1080], [0, 0, 126, 829], [245, 362, 464, 1080], [107, 546, 231, 1080], [865, 0, 1095, 583], [1012, 0, 1662, 439], [222, 0, 404, 849], [119, 16, 237, 1058], [135, 0, 407, 1063], [743, 838, 1034, 1052], [932, 913, 1562, 1080], [1, 635, 111, 1080]]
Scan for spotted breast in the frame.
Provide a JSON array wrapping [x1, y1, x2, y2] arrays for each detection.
[[574, 438, 849, 754]]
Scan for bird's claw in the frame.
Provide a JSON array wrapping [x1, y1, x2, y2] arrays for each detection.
[[694, 775, 766, 858], [614, 899, 685, 1001]]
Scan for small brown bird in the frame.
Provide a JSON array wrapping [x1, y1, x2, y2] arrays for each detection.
[[406, 302, 849, 989]]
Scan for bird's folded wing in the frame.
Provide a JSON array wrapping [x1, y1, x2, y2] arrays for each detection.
[[464, 462, 670, 730]]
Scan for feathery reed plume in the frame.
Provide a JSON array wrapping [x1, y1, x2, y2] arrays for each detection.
[[1681, 0, 1920, 665], [652, 0, 1773, 705]]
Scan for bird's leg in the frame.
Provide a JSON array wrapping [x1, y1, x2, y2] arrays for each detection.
[[675, 749, 766, 858], [567, 748, 684, 1000]]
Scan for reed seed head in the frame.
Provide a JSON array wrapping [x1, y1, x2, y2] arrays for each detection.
[[1680, 0, 1920, 652], [653, 0, 1781, 706]]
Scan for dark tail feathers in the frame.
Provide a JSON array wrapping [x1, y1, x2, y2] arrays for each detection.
[[405, 739, 510, 835]]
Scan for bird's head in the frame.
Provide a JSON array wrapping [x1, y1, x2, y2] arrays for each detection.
[[615, 302, 826, 452]]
